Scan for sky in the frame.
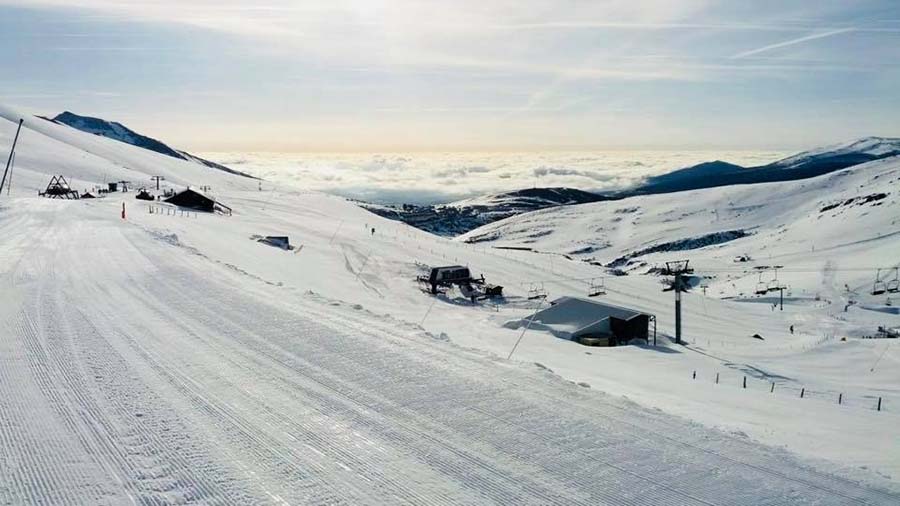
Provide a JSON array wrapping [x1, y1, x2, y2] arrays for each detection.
[[1, 0, 899, 152]]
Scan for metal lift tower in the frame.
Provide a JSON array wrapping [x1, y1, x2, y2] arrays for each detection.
[[664, 260, 693, 344], [0, 118, 24, 197]]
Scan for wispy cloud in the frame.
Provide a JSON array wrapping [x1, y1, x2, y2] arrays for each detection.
[[495, 21, 900, 34], [3, 0, 897, 150], [731, 28, 856, 59], [51, 46, 169, 51], [496, 21, 812, 32]]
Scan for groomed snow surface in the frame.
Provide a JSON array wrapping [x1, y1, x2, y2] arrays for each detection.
[[1, 105, 899, 504]]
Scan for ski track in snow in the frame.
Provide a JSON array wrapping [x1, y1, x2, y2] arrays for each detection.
[[1, 207, 898, 505]]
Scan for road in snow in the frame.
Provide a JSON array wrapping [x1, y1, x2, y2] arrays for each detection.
[[1, 200, 898, 505]]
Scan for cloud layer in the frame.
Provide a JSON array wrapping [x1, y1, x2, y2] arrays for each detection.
[[204, 150, 787, 204]]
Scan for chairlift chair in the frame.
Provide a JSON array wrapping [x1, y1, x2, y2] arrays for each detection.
[[872, 269, 888, 296], [886, 268, 900, 293], [887, 279, 900, 294], [755, 273, 768, 295], [527, 282, 547, 300], [766, 270, 782, 293], [588, 278, 606, 297]]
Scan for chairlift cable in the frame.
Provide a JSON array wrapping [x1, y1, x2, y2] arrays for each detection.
[[869, 340, 892, 373]]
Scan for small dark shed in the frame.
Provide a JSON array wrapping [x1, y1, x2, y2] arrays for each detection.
[[164, 188, 231, 214], [262, 236, 290, 249]]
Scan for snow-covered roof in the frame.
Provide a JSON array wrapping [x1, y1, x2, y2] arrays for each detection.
[[508, 296, 650, 340]]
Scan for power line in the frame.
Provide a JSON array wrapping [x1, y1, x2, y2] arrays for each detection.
[[516, 266, 898, 286], [507, 297, 546, 360], [655, 264, 897, 274]]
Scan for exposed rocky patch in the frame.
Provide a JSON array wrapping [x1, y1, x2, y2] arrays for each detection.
[[608, 229, 752, 268]]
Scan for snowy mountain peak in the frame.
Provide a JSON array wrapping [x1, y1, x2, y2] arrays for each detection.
[[48, 111, 255, 179], [52, 111, 184, 159]]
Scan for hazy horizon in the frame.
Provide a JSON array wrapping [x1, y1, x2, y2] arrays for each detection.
[[202, 149, 788, 204], [2, 0, 899, 152]]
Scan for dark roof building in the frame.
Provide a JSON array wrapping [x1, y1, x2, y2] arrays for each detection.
[[164, 188, 231, 214], [504, 296, 655, 346]]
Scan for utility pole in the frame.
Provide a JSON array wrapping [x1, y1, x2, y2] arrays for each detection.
[[150, 175, 165, 190], [665, 260, 692, 345], [1, 118, 24, 197]]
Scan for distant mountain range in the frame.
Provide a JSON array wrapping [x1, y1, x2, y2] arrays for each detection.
[[364, 137, 900, 236], [626, 137, 900, 196], [43, 111, 256, 179]]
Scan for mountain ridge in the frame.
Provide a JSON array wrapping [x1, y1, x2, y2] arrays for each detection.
[[47, 111, 257, 179], [361, 186, 613, 236], [628, 136, 900, 196]]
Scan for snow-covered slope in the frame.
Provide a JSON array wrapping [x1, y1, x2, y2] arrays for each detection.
[[363, 138, 899, 237], [461, 156, 900, 301], [0, 104, 257, 195], [2, 105, 899, 503], [772, 136, 900, 169]]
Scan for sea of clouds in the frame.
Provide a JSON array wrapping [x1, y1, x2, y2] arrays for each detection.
[[201, 150, 787, 205]]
